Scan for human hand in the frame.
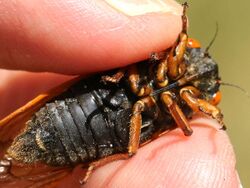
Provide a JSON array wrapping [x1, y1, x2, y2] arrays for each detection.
[[0, 0, 241, 187]]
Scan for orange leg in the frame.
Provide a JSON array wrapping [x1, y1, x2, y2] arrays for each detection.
[[161, 91, 193, 136], [128, 65, 152, 97], [156, 58, 168, 88], [167, 3, 188, 80], [149, 51, 169, 88], [80, 153, 129, 184], [82, 97, 156, 183], [128, 97, 156, 156], [101, 68, 125, 84], [101, 65, 152, 97], [180, 86, 225, 129], [150, 51, 167, 62]]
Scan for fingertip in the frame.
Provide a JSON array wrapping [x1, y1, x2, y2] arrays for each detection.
[[105, 0, 182, 17], [82, 116, 239, 188], [0, 0, 182, 74]]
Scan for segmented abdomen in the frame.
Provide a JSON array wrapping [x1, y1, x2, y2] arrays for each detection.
[[7, 78, 132, 166]]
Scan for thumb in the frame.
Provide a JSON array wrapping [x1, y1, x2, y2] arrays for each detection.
[[0, 0, 182, 74]]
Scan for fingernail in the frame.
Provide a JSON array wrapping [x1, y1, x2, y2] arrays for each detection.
[[105, 0, 182, 16]]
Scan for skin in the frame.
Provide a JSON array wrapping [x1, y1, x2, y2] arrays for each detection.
[[0, 1, 240, 187]]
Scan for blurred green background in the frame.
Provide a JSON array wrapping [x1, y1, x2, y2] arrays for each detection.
[[177, 0, 250, 187]]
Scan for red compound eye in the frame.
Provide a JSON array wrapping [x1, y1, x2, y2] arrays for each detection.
[[209, 91, 222, 105], [187, 38, 201, 48]]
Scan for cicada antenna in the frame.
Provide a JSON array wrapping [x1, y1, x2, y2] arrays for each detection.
[[219, 81, 250, 98], [205, 22, 219, 55]]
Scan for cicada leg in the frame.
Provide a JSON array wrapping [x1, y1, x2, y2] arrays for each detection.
[[153, 2, 188, 88], [180, 86, 225, 130], [167, 2, 188, 80], [127, 65, 152, 97], [128, 96, 157, 156], [101, 68, 126, 84], [102, 65, 152, 97], [161, 91, 193, 136], [80, 97, 157, 184], [149, 51, 169, 88], [156, 58, 169, 88]]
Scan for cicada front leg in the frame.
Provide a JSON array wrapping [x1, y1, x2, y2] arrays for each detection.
[[167, 2, 188, 80], [180, 86, 225, 130], [153, 2, 189, 88], [127, 65, 152, 97], [101, 68, 126, 84]]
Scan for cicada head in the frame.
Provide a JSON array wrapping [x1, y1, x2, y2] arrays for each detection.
[[184, 47, 221, 102]]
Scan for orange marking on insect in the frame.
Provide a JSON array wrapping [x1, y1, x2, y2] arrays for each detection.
[[209, 91, 222, 105], [187, 38, 201, 48]]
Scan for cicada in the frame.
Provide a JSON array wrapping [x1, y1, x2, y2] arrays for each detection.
[[0, 3, 224, 187]]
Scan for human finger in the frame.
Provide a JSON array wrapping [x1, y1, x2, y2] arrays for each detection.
[[0, 0, 182, 74], [61, 116, 240, 188]]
